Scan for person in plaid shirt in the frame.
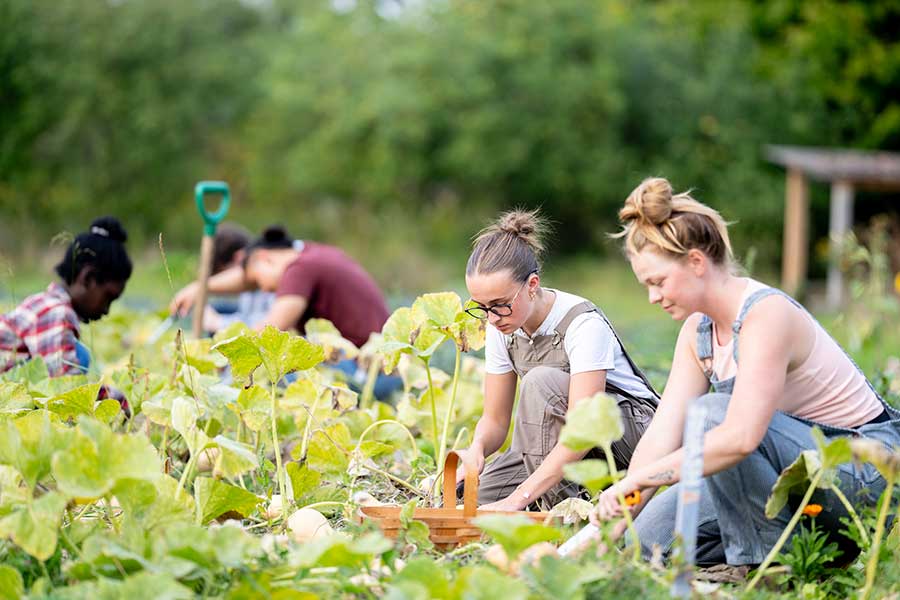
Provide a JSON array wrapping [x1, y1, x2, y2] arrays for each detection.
[[1, 216, 132, 376]]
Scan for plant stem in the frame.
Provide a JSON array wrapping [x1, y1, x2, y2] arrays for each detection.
[[601, 442, 640, 563], [366, 464, 425, 496], [747, 469, 823, 591], [435, 346, 461, 488], [360, 358, 380, 409], [829, 484, 870, 547], [422, 358, 440, 460], [299, 390, 323, 461], [270, 381, 288, 508], [860, 473, 895, 600], [175, 451, 199, 499]]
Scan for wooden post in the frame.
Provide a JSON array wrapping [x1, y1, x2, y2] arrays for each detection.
[[826, 180, 854, 310], [781, 169, 809, 296]]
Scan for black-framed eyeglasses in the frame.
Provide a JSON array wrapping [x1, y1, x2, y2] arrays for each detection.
[[464, 276, 532, 320]]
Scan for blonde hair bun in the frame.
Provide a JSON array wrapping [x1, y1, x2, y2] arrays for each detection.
[[466, 208, 549, 280], [621, 177, 673, 226]]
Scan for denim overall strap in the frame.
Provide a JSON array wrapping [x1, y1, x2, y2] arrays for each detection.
[[730, 287, 900, 434]]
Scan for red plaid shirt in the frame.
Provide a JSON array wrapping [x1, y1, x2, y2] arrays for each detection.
[[0, 282, 83, 376]]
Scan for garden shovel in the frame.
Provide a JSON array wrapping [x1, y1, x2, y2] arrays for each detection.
[[191, 181, 230, 339]]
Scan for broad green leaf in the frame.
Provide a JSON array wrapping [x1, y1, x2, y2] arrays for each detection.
[[0, 410, 70, 489], [305, 318, 359, 360], [156, 521, 260, 571], [306, 422, 352, 474], [209, 435, 259, 479], [211, 334, 262, 384], [0, 564, 24, 600], [0, 466, 28, 508], [141, 391, 176, 426], [562, 460, 611, 495], [44, 383, 101, 420], [94, 399, 122, 424], [289, 532, 391, 569], [193, 477, 261, 524], [452, 311, 486, 352], [1, 357, 48, 385], [473, 514, 562, 558], [389, 557, 451, 600], [0, 491, 67, 560], [453, 565, 529, 600], [49, 572, 192, 600], [325, 384, 358, 411], [559, 393, 623, 451], [257, 326, 324, 379], [233, 385, 270, 432], [522, 556, 606, 600], [52, 418, 161, 499], [120, 476, 194, 532], [412, 292, 462, 328], [0, 382, 34, 418], [286, 463, 322, 500], [765, 450, 824, 518]]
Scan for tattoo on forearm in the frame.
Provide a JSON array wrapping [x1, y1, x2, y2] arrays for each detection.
[[648, 469, 675, 483]]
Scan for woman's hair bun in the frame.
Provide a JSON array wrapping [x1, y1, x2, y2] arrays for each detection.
[[622, 177, 674, 226], [261, 225, 290, 244], [89, 216, 128, 243]]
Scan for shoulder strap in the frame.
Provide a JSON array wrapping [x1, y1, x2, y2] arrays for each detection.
[[696, 315, 714, 379], [732, 287, 784, 364], [591, 305, 660, 404], [554, 301, 597, 338]]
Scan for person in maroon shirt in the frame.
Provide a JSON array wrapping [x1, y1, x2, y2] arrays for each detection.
[[241, 226, 389, 347], [170, 225, 399, 399]]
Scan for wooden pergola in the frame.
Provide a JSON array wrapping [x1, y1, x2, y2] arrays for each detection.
[[766, 145, 900, 309]]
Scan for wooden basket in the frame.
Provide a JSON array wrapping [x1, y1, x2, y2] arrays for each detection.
[[358, 450, 553, 549]]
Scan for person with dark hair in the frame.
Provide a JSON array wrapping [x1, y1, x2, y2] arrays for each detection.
[[170, 225, 400, 398], [200, 222, 274, 332], [1, 217, 132, 376]]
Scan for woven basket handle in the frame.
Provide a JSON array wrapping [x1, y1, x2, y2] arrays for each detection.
[[442, 450, 478, 517]]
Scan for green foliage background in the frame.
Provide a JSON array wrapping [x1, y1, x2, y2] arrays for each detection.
[[2, 0, 898, 270]]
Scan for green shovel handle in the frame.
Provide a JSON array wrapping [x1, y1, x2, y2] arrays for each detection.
[[195, 181, 230, 236]]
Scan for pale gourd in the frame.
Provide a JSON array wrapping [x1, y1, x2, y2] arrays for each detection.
[[196, 448, 220, 473], [286, 508, 334, 542]]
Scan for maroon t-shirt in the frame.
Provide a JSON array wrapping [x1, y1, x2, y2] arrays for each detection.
[[276, 243, 389, 347]]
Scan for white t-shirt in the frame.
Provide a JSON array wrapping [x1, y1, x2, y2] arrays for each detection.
[[485, 289, 654, 400]]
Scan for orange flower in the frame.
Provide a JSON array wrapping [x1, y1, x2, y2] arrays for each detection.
[[624, 491, 641, 506], [802, 504, 823, 517]]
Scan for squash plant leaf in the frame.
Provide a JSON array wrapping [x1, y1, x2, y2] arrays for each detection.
[[233, 385, 270, 432], [560, 393, 624, 451], [765, 450, 823, 518], [0, 410, 71, 489], [44, 383, 102, 420], [562, 460, 611, 496], [211, 334, 263, 385], [209, 435, 259, 479], [52, 417, 161, 500], [0, 382, 34, 419], [0, 565, 24, 600], [0, 490, 67, 561], [412, 292, 461, 329], [194, 477, 261, 524], [286, 463, 321, 501], [305, 318, 359, 361], [453, 565, 530, 600], [473, 514, 562, 558], [850, 438, 900, 480]]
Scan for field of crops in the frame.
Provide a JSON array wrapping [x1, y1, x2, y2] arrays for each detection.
[[1, 287, 899, 600]]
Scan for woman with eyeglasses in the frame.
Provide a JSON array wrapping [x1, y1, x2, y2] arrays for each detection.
[[458, 209, 659, 511]]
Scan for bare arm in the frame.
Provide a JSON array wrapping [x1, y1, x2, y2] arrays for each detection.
[[170, 265, 254, 316], [596, 300, 796, 520], [469, 371, 518, 457], [620, 315, 712, 514], [256, 295, 308, 332]]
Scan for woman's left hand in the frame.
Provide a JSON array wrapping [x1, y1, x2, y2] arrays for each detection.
[[594, 476, 640, 522]]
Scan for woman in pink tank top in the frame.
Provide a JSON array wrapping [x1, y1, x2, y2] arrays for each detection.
[[591, 177, 900, 568]]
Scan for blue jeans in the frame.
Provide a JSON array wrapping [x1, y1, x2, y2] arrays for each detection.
[[74, 340, 91, 374], [633, 393, 900, 565]]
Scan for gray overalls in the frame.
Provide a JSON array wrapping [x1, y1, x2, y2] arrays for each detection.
[[633, 287, 900, 566], [478, 301, 660, 507]]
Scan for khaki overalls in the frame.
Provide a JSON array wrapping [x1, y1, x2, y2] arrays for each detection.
[[478, 301, 659, 507]]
